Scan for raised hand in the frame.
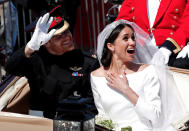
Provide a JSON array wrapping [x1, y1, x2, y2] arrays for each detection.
[[27, 13, 56, 51]]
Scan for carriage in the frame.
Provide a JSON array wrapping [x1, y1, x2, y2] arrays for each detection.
[[0, 0, 189, 130]]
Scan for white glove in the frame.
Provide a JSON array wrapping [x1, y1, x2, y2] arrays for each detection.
[[159, 47, 172, 64], [176, 44, 189, 59], [27, 13, 56, 51]]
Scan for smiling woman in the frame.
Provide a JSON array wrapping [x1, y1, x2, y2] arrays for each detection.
[[99, 23, 136, 68], [90, 20, 186, 131]]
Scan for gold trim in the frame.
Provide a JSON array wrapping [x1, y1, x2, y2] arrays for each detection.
[[166, 38, 181, 54], [53, 20, 69, 36]]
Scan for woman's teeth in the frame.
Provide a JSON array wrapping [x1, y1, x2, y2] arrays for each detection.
[[127, 49, 135, 54]]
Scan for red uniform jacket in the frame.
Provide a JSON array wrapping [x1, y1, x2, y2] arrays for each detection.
[[116, 0, 189, 53]]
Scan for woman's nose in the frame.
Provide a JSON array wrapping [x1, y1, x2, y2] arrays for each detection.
[[128, 38, 136, 45]]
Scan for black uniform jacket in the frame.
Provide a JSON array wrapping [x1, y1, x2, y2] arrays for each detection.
[[5, 46, 99, 115]]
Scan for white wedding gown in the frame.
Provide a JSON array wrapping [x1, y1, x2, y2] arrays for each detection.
[[91, 65, 177, 131]]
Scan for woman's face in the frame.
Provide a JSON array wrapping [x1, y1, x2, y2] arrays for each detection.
[[45, 30, 75, 55], [110, 26, 136, 63]]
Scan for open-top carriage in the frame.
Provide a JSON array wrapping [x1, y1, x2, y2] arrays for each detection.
[[1, 0, 189, 131], [0, 66, 189, 131]]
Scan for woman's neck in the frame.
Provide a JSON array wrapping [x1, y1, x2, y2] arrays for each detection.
[[108, 58, 133, 74]]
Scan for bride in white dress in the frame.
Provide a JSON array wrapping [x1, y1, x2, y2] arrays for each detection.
[[91, 20, 186, 131]]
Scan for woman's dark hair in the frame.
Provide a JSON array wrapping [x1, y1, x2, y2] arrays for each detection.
[[101, 23, 134, 68]]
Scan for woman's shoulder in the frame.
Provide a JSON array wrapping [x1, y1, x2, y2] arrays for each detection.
[[91, 66, 105, 77], [136, 64, 149, 72], [137, 64, 158, 78], [135, 64, 156, 74]]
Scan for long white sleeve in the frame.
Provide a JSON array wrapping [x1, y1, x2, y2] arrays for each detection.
[[134, 67, 161, 125], [90, 75, 106, 115], [90, 65, 162, 130]]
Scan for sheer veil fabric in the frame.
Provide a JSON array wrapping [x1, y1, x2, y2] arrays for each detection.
[[97, 20, 188, 130]]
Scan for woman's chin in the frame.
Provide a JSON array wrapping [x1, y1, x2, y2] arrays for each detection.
[[127, 57, 135, 62]]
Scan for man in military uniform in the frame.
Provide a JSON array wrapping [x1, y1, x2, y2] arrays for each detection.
[[116, 0, 189, 68], [5, 7, 99, 119]]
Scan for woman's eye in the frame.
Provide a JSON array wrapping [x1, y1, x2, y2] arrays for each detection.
[[123, 36, 128, 40], [131, 36, 135, 41]]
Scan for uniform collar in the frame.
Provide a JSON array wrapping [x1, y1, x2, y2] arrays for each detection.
[[40, 47, 84, 67]]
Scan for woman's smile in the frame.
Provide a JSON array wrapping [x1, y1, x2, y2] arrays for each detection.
[[127, 48, 135, 54]]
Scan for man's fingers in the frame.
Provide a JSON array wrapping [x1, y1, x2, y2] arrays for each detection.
[[176, 52, 184, 59], [48, 29, 56, 38], [176, 45, 189, 59], [177, 49, 187, 59], [36, 17, 42, 28], [47, 17, 53, 28], [40, 29, 56, 45], [40, 13, 49, 25]]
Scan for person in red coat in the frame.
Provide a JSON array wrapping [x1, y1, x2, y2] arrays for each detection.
[[116, 0, 189, 68]]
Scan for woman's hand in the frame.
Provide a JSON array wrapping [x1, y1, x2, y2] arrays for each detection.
[[105, 71, 139, 105], [105, 71, 129, 93]]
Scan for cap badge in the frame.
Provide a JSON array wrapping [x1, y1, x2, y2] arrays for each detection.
[[69, 66, 82, 71], [54, 17, 59, 23]]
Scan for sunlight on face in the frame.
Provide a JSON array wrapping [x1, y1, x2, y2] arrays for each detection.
[[113, 26, 136, 62]]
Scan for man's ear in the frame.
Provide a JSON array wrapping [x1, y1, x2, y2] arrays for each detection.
[[107, 42, 114, 52]]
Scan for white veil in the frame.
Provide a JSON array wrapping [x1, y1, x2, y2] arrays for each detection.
[[97, 19, 187, 130]]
